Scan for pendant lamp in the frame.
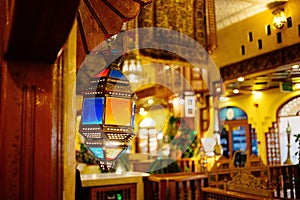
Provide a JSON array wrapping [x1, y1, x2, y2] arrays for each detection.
[[79, 48, 136, 172]]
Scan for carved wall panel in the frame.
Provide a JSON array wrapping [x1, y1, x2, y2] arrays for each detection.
[[76, 0, 152, 67], [137, 0, 217, 62]]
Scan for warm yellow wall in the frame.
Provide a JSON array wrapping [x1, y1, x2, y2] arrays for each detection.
[[131, 106, 169, 152], [209, 0, 300, 165], [64, 22, 77, 200], [211, 0, 300, 67], [135, 107, 169, 132], [219, 88, 300, 164]]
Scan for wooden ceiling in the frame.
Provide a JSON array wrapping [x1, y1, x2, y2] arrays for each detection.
[[75, 0, 300, 98], [215, 0, 288, 30], [222, 41, 300, 96], [3, 0, 80, 63], [215, 0, 299, 96], [224, 61, 300, 96]]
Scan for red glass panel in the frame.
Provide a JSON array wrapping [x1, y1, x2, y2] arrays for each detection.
[[94, 69, 109, 77]]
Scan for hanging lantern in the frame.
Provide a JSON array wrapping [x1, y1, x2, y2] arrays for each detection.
[[79, 51, 136, 172]]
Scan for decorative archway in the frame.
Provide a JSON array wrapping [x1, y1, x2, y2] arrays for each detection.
[[277, 96, 300, 165], [137, 117, 159, 154], [219, 106, 258, 159]]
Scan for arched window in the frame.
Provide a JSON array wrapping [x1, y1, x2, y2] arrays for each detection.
[[219, 106, 258, 159], [137, 117, 162, 155], [277, 96, 300, 165]]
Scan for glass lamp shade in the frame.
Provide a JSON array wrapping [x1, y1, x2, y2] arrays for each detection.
[[79, 54, 136, 171]]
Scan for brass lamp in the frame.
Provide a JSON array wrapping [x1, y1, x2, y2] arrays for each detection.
[[284, 122, 292, 164], [79, 50, 136, 172], [272, 9, 286, 29]]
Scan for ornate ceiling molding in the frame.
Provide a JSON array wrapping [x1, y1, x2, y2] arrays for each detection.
[[220, 43, 300, 81]]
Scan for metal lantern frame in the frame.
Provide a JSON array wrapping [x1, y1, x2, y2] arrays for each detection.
[[79, 54, 136, 171]]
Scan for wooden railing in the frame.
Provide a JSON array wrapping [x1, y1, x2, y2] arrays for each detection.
[[201, 187, 274, 200], [142, 156, 299, 199], [269, 164, 300, 199], [144, 172, 208, 200], [201, 164, 300, 200], [177, 158, 207, 173], [201, 169, 274, 200], [206, 154, 268, 189]]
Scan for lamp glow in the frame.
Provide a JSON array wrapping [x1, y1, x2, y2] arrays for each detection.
[[295, 83, 300, 90], [272, 9, 286, 29], [237, 77, 244, 82], [292, 64, 299, 69], [233, 89, 239, 94]]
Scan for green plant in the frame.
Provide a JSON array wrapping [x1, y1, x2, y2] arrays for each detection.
[[76, 143, 98, 164], [294, 133, 300, 164], [166, 116, 199, 158]]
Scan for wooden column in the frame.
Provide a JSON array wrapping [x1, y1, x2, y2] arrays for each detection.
[[0, 61, 62, 200], [0, 0, 79, 199]]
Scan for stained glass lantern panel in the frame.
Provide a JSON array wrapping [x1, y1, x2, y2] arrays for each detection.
[[105, 97, 132, 126], [81, 97, 104, 125], [90, 147, 105, 159]]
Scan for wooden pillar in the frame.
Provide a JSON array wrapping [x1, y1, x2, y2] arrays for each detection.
[[0, 61, 62, 200], [0, 0, 79, 199]]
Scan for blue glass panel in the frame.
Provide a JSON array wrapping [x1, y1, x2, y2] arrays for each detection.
[[89, 147, 104, 159], [131, 103, 136, 128], [232, 126, 247, 152], [82, 97, 104, 124], [109, 69, 126, 80]]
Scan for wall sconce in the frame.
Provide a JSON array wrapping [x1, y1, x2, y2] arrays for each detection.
[[272, 9, 286, 29], [79, 52, 136, 172]]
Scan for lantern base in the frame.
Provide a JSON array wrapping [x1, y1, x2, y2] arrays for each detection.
[[98, 160, 117, 173]]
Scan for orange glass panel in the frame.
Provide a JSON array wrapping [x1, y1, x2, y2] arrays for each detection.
[[105, 97, 132, 126]]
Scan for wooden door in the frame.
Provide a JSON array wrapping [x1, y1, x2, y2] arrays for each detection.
[[221, 120, 251, 159]]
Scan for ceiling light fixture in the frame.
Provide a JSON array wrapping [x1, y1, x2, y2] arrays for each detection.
[[252, 91, 258, 95], [252, 91, 262, 98], [233, 89, 239, 94], [292, 64, 299, 69], [237, 77, 244, 82], [148, 99, 154, 104], [294, 83, 300, 90]]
